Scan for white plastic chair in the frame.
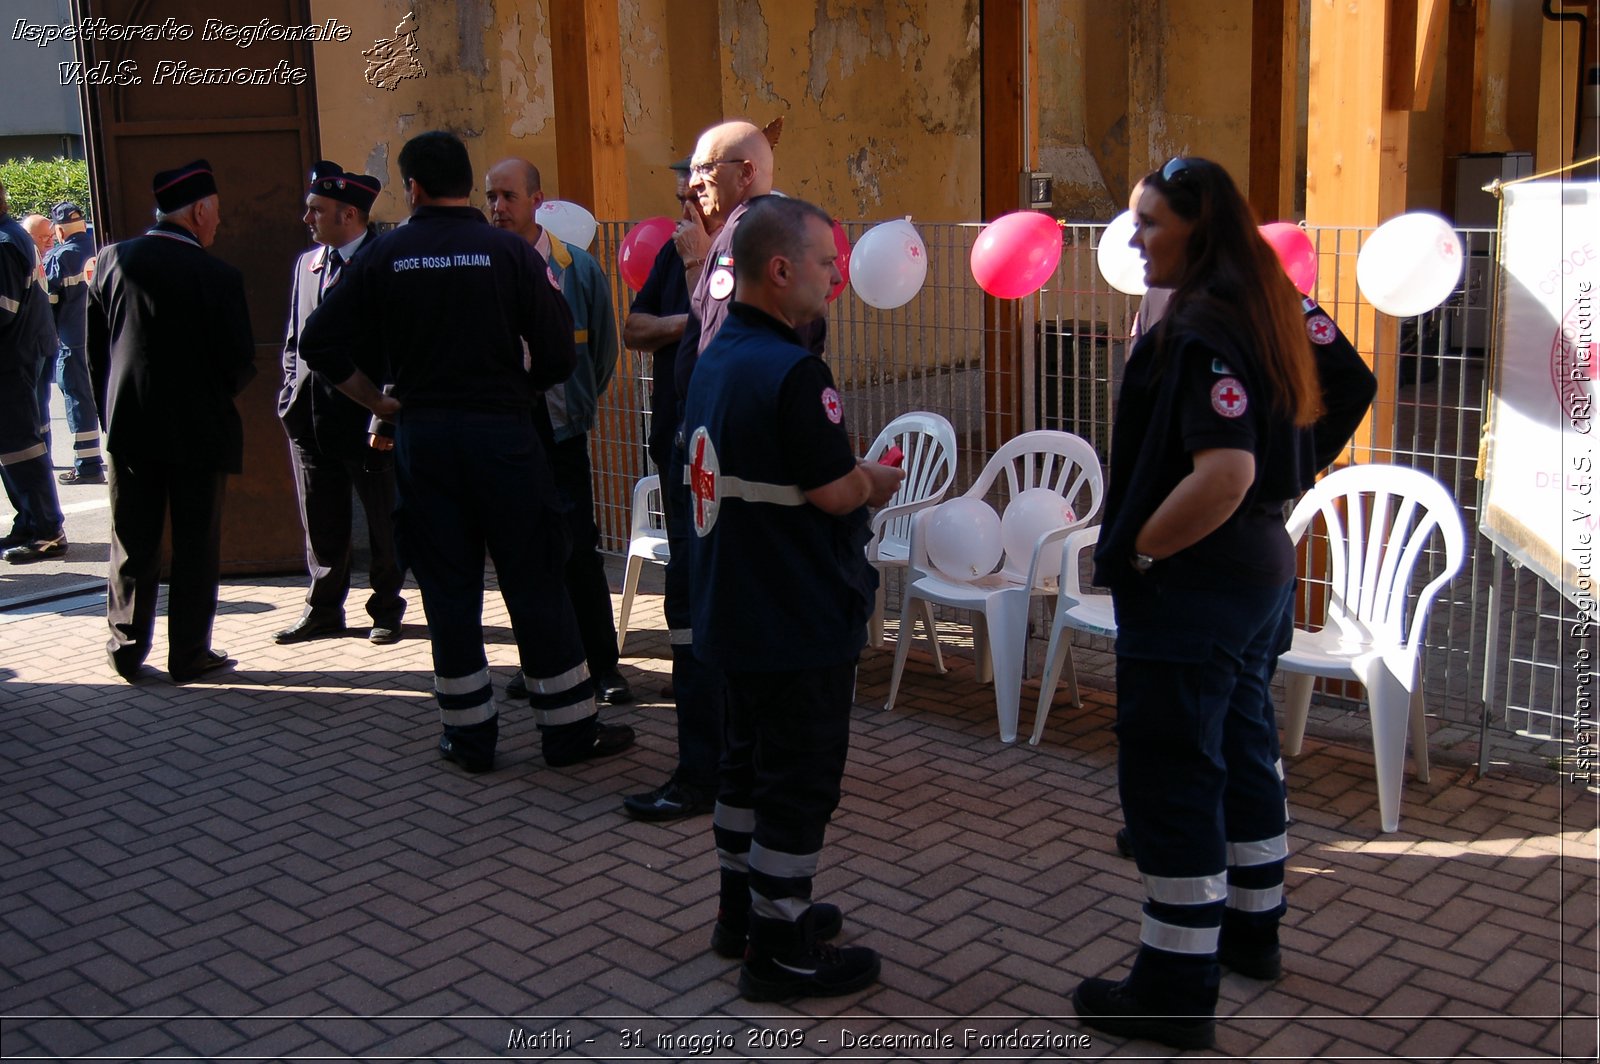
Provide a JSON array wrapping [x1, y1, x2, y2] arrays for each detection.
[[1278, 463, 1466, 833], [864, 411, 959, 665], [884, 430, 1103, 743], [1030, 524, 1114, 744], [615, 474, 671, 653]]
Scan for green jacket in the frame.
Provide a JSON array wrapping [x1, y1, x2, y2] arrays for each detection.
[[544, 232, 618, 443]]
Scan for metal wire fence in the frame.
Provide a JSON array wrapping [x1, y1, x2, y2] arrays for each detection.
[[585, 217, 1570, 759]]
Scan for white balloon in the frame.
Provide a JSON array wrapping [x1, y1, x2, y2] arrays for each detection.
[[925, 497, 1003, 582], [1356, 212, 1464, 317], [849, 217, 929, 310], [1097, 210, 1148, 296], [1001, 488, 1076, 568], [536, 199, 598, 250]]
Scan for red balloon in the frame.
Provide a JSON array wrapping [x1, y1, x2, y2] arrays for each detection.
[[970, 210, 1062, 299], [1260, 221, 1317, 295], [829, 219, 852, 303], [618, 216, 676, 291]]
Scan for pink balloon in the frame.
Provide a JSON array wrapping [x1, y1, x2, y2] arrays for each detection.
[[970, 211, 1063, 299], [617, 216, 676, 291], [829, 219, 852, 303], [1260, 222, 1317, 295]]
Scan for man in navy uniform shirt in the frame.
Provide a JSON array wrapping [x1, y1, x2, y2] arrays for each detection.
[[44, 201, 103, 485], [299, 131, 633, 775], [682, 195, 901, 1001]]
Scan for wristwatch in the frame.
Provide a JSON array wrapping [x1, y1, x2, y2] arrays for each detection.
[[1131, 552, 1156, 573]]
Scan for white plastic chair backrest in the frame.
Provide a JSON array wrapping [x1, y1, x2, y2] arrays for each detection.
[[864, 411, 958, 556], [965, 430, 1104, 589], [1056, 524, 1103, 605], [630, 474, 665, 540], [1285, 463, 1465, 652]]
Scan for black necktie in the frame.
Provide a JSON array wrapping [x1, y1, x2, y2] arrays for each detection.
[[320, 248, 343, 298]]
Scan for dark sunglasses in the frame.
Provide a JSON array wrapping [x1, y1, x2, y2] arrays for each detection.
[[1160, 157, 1196, 184]]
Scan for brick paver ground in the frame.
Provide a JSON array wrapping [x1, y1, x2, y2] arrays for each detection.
[[2, 564, 1596, 1061]]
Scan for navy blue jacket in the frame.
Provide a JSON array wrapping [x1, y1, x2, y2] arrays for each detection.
[[44, 228, 94, 352], [683, 304, 873, 671], [299, 205, 575, 412]]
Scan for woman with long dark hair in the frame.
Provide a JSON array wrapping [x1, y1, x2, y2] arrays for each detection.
[[1072, 158, 1321, 1051]]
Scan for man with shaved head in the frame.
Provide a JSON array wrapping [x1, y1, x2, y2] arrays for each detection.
[[485, 156, 631, 707], [623, 119, 800, 825]]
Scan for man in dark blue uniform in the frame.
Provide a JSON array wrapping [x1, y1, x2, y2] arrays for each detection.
[[275, 161, 406, 648], [87, 160, 256, 682], [44, 201, 104, 486], [683, 195, 902, 1001], [298, 130, 633, 774], [0, 180, 66, 564]]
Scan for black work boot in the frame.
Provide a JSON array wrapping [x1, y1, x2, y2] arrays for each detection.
[[738, 907, 879, 1002], [1073, 942, 1219, 1050], [1071, 976, 1217, 1051], [710, 871, 847, 959], [1218, 911, 1282, 980]]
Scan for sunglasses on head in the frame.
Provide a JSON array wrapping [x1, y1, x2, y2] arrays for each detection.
[[1160, 157, 1196, 184]]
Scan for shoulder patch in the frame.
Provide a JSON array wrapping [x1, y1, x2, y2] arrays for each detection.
[[1210, 358, 1235, 375], [546, 265, 561, 290], [1210, 377, 1248, 418], [1306, 313, 1337, 345], [821, 387, 843, 424], [708, 267, 734, 301]]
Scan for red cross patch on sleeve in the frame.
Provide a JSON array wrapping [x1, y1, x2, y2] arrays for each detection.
[[821, 387, 843, 424], [1306, 313, 1336, 345], [1210, 377, 1248, 418]]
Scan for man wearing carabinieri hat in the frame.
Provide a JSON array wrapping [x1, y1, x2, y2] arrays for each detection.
[[87, 159, 255, 684], [275, 161, 406, 648]]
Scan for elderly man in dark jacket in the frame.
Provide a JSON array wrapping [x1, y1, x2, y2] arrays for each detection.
[[87, 159, 255, 684]]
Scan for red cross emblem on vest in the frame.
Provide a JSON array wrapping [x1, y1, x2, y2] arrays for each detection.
[[1306, 313, 1335, 345], [688, 427, 721, 535], [1210, 377, 1248, 418]]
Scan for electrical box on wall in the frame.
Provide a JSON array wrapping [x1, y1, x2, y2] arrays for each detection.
[[1021, 171, 1053, 210]]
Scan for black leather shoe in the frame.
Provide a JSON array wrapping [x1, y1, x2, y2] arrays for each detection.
[[369, 625, 401, 645], [1071, 977, 1216, 1051], [274, 616, 345, 644], [2, 533, 67, 564], [58, 468, 105, 485], [1115, 827, 1133, 859], [594, 667, 634, 705], [712, 903, 842, 959], [0, 529, 30, 550], [545, 724, 635, 767], [108, 652, 151, 684], [505, 672, 529, 699], [623, 779, 713, 822], [438, 735, 494, 774], [170, 650, 234, 685]]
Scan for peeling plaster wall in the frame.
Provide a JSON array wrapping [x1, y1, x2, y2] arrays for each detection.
[[311, 0, 1262, 228], [311, 0, 562, 220], [714, 0, 982, 222]]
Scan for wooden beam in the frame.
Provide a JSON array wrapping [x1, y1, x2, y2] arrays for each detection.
[[547, 0, 628, 219], [1248, 0, 1298, 220], [1307, 0, 1411, 460], [1386, 0, 1420, 111], [1440, 0, 1480, 218], [980, 0, 1036, 445], [1411, 0, 1448, 108]]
